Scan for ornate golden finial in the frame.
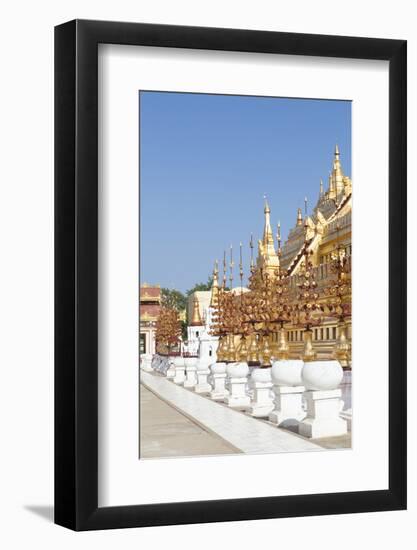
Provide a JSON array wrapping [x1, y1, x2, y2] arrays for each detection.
[[249, 233, 255, 272], [328, 170, 336, 199], [190, 293, 202, 326], [296, 207, 303, 226], [239, 242, 244, 285], [222, 250, 227, 288], [320, 178, 324, 197], [210, 259, 219, 307], [262, 196, 274, 246], [257, 199, 280, 276], [304, 216, 309, 236], [229, 244, 234, 288], [264, 194, 271, 214], [276, 221, 281, 257], [332, 144, 344, 196]]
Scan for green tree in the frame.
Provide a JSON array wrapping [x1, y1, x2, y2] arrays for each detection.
[[161, 277, 219, 341], [161, 288, 187, 311], [186, 276, 213, 296]]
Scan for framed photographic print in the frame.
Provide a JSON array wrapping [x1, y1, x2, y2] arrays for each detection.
[[55, 20, 407, 530]]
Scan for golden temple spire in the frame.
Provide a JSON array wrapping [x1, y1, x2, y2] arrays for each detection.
[[262, 196, 274, 247], [296, 207, 303, 226], [249, 233, 255, 272], [222, 250, 227, 288], [320, 178, 324, 197], [190, 293, 202, 326], [332, 144, 344, 195], [328, 170, 336, 199], [257, 199, 280, 275], [229, 244, 234, 288], [239, 242, 244, 283], [210, 259, 219, 307]]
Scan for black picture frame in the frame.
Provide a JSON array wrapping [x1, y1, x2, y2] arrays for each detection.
[[55, 19, 407, 531]]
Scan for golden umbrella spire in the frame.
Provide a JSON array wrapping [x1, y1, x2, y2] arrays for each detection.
[[262, 195, 275, 249], [190, 293, 202, 326], [222, 250, 227, 289], [296, 207, 303, 226], [210, 259, 219, 307], [229, 244, 234, 288], [249, 233, 255, 273], [276, 221, 281, 258], [239, 242, 244, 284], [257, 197, 280, 276], [332, 144, 344, 196]]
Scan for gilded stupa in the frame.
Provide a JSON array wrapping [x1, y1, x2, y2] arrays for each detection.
[[209, 145, 352, 366], [190, 293, 203, 326], [256, 198, 280, 277]]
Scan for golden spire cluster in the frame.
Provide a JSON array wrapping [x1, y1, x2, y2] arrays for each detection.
[[205, 145, 351, 367]]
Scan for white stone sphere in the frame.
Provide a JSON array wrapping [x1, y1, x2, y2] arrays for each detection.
[[211, 362, 227, 375], [226, 362, 249, 378], [251, 367, 272, 383], [302, 360, 343, 391], [271, 360, 304, 386]]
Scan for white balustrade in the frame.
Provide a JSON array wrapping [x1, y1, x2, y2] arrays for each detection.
[[224, 362, 250, 409], [248, 367, 274, 417], [209, 362, 229, 401], [298, 360, 347, 438], [183, 357, 197, 388], [194, 360, 212, 394], [173, 356, 186, 385], [140, 353, 153, 372], [269, 360, 306, 429]]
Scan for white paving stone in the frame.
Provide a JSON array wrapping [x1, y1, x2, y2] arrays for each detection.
[[141, 371, 322, 454]]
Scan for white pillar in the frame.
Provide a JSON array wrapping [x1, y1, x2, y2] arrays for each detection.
[[173, 356, 186, 384], [269, 360, 305, 428], [209, 362, 229, 401], [140, 353, 154, 372], [248, 367, 274, 417], [299, 389, 347, 438], [298, 360, 347, 438], [194, 361, 211, 394], [340, 408, 352, 432], [183, 357, 197, 389], [166, 357, 176, 379], [224, 362, 250, 409], [269, 386, 305, 428]]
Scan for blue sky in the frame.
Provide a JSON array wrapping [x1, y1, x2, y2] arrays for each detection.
[[140, 91, 351, 293]]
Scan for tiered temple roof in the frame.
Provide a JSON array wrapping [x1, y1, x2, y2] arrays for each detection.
[[280, 145, 351, 274], [140, 285, 161, 322]]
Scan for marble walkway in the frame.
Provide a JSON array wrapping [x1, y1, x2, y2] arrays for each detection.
[[140, 371, 322, 454], [140, 385, 241, 458]]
